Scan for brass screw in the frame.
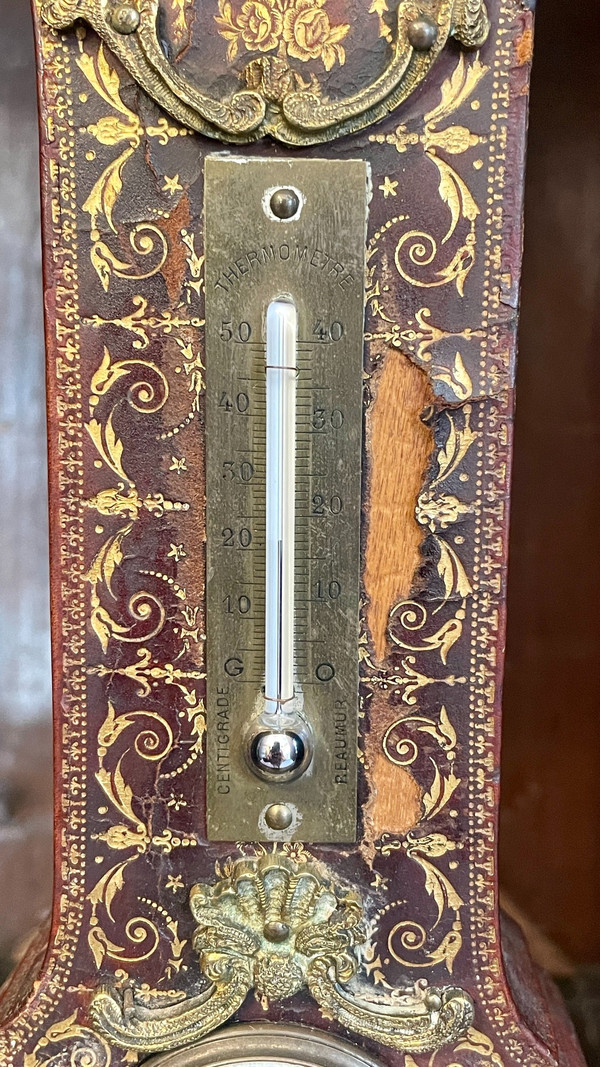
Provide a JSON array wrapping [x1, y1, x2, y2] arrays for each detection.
[[265, 803, 293, 831], [263, 920, 290, 943], [407, 16, 438, 51], [270, 188, 300, 220], [109, 3, 140, 34]]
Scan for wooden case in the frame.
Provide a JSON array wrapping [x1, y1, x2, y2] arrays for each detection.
[[0, 2, 585, 1066]]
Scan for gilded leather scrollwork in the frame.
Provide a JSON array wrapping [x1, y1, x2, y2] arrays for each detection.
[[41, 0, 490, 145], [91, 850, 473, 1054]]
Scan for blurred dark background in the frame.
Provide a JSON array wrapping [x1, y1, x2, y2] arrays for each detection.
[[0, 0, 598, 1056]]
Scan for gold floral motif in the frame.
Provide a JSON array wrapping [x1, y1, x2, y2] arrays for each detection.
[[89, 647, 206, 784], [84, 485, 187, 520], [89, 870, 160, 967], [167, 0, 195, 46], [181, 229, 204, 302], [369, 55, 488, 299], [409, 406, 477, 606], [432, 352, 474, 401], [283, 0, 349, 70], [400, 657, 467, 706], [369, 0, 392, 42], [89, 347, 169, 417], [389, 602, 466, 665], [24, 1013, 112, 1067], [383, 707, 461, 822], [431, 406, 477, 489], [86, 690, 197, 975], [360, 641, 467, 709], [90, 646, 206, 700], [417, 1026, 505, 1067], [93, 699, 200, 856], [88, 859, 188, 976], [216, 0, 349, 71], [416, 492, 472, 533], [75, 43, 189, 290], [217, 0, 284, 57], [92, 850, 473, 1053], [162, 696, 207, 779], [394, 223, 476, 298], [82, 343, 203, 656], [366, 309, 480, 401], [361, 363, 478, 988], [87, 337, 203, 447], [377, 833, 464, 974], [84, 528, 168, 653], [452, 1027, 505, 1067], [85, 295, 204, 350], [90, 225, 169, 294]]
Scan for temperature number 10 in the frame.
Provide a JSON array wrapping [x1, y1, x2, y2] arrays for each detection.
[[223, 594, 251, 615], [313, 579, 342, 601]]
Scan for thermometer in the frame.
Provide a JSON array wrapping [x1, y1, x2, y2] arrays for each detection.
[[249, 299, 313, 783], [204, 157, 368, 842]]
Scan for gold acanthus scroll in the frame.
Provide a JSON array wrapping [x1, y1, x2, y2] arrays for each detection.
[[41, 0, 489, 145]]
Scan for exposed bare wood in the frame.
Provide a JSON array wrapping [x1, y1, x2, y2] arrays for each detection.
[[362, 696, 423, 861], [364, 350, 434, 661]]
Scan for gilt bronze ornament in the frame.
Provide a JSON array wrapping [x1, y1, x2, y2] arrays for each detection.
[[92, 850, 473, 1053], [41, 0, 490, 144]]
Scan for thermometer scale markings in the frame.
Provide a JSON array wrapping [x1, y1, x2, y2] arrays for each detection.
[[205, 156, 366, 841], [232, 342, 320, 689], [221, 334, 341, 692]]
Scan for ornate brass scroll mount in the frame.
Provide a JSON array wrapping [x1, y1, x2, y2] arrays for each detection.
[[41, 0, 490, 145], [91, 850, 473, 1054]]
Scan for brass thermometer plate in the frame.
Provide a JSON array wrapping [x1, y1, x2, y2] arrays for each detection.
[[205, 157, 368, 842]]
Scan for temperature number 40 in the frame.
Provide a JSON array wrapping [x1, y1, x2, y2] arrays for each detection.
[[219, 391, 249, 414], [313, 320, 344, 341]]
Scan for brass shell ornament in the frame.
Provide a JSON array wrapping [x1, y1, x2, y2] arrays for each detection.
[[40, 0, 490, 145], [91, 851, 474, 1054]]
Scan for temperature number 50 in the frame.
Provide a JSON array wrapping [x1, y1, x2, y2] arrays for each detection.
[[220, 321, 252, 342]]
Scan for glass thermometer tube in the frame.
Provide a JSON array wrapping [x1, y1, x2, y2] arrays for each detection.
[[249, 298, 312, 781], [265, 299, 296, 717]]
